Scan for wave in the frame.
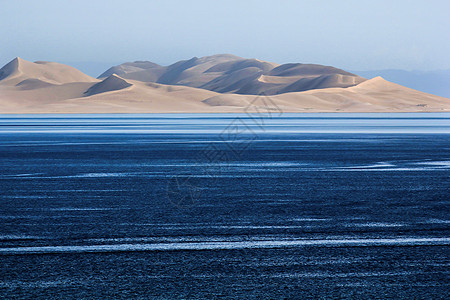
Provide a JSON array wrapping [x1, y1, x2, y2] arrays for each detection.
[[1, 237, 448, 255]]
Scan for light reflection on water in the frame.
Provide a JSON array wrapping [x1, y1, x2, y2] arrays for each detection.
[[0, 113, 449, 133]]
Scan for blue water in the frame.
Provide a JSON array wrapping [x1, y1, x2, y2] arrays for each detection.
[[0, 113, 449, 299]]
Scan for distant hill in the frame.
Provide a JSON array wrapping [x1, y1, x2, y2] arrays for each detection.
[[99, 54, 366, 95], [98, 61, 162, 79], [352, 69, 450, 98]]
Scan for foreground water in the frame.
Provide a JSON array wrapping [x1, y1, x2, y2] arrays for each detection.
[[0, 113, 449, 298]]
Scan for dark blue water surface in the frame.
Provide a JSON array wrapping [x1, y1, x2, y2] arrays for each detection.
[[0, 113, 449, 299]]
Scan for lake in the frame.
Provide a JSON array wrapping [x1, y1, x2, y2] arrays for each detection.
[[0, 113, 449, 298]]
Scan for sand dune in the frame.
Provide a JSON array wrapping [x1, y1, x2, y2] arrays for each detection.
[[101, 54, 366, 95], [280, 73, 365, 94], [85, 74, 132, 96], [98, 61, 161, 78], [0, 57, 97, 86], [0, 56, 448, 113]]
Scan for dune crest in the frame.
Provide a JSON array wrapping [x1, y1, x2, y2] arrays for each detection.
[[0, 57, 22, 81], [84, 74, 132, 96]]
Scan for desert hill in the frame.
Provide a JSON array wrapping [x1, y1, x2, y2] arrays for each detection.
[[85, 74, 133, 96], [0, 56, 448, 113], [0, 57, 97, 87], [353, 69, 450, 98], [98, 61, 162, 79], [101, 54, 365, 95]]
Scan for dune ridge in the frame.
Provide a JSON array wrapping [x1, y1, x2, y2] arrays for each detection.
[[100, 54, 365, 96], [0, 56, 448, 113]]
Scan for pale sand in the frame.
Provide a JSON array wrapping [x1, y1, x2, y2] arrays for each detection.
[[0, 57, 448, 113]]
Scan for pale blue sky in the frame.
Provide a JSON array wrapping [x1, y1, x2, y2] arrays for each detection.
[[1, 0, 449, 73]]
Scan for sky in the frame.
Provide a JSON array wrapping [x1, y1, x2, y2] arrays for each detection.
[[1, 0, 449, 75]]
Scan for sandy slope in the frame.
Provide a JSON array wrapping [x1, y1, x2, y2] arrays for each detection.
[[0, 57, 448, 113]]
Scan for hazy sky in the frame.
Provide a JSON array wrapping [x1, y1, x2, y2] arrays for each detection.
[[1, 0, 449, 73]]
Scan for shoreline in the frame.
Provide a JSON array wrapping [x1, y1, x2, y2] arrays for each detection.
[[0, 111, 449, 115]]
